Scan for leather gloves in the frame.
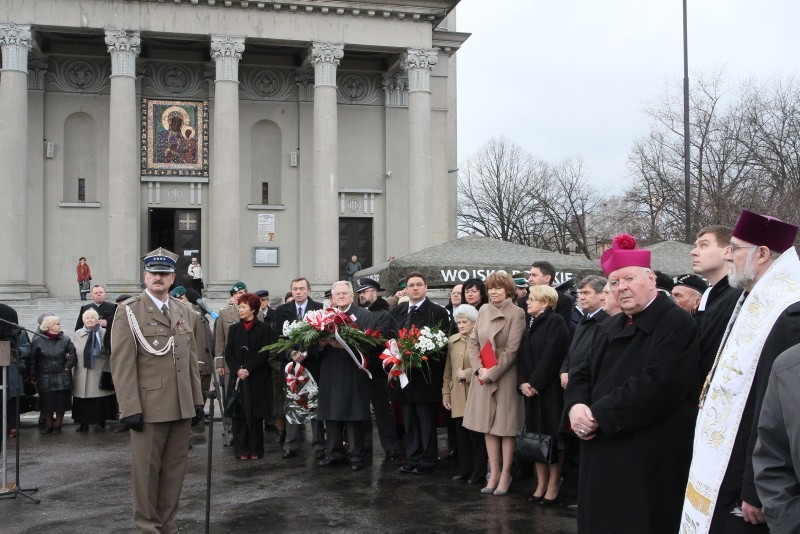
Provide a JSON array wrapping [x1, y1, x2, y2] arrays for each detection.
[[191, 405, 205, 427], [121, 413, 144, 432]]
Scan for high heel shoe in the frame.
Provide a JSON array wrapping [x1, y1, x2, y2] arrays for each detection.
[[492, 475, 512, 496], [528, 493, 544, 503], [480, 486, 497, 494], [539, 494, 560, 506]]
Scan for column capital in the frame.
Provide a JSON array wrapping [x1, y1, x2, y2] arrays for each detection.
[[382, 71, 408, 108], [403, 48, 438, 93], [309, 42, 344, 87], [210, 35, 245, 82], [0, 23, 32, 73], [105, 29, 141, 78]]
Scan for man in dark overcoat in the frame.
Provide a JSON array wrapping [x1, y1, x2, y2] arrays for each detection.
[[272, 277, 324, 459], [389, 271, 450, 474], [690, 225, 742, 392], [111, 248, 204, 533], [314, 281, 374, 470], [565, 235, 699, 533], [357, 277, 400, 460]]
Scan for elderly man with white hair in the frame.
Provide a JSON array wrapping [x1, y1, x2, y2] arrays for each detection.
[[564, 233, 699, 533], [682, 209, 800, 534]]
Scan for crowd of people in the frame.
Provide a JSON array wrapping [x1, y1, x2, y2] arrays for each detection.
[[2, 208, 800, 533]]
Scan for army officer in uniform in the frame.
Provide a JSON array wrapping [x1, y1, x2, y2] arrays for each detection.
[[111, 248, 204, 534]]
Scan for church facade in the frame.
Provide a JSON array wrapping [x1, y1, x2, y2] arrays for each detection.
[[0, 0, 467, 298]]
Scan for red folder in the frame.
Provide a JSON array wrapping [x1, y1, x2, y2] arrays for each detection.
[[480, 341, 497, 369]]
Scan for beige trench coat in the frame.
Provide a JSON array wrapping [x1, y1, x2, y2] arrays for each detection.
[[442, 332, 474, 418], [72, 327, 115, 399], [462, 298, 525, 436]]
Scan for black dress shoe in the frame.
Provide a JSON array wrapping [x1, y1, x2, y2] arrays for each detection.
[[76, 423, 89, 433], [315, 450, 326, 459], [384, 449, 400, 460], [282, 450, 297, 459], [398, 464, 416, 474], [451, 474, 468, 481], [444, 450, 458, 460], [351, 464, 363, 471], [318, 458, 343, 467]]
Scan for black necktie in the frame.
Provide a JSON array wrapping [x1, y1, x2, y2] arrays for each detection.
[[405, 305, 417, 328]]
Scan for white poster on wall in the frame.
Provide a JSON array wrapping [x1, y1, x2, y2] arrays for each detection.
[[258, 214, 275, 242]]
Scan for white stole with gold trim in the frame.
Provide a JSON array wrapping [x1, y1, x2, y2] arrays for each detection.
[[681, 248, 800, 533]]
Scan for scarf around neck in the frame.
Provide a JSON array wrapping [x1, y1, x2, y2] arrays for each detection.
[[83, 324, 102, 369]]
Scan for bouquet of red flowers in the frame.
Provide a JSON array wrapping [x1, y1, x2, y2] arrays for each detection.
[[263, 308, 385, 377], [380, 324, 448, 388]]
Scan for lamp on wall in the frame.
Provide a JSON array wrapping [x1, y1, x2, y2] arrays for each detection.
[[289, 151, 298, 167], [45, 141, 55, 159]]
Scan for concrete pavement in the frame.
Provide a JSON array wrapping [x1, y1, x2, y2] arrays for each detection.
[[1, 417, 578, 533]]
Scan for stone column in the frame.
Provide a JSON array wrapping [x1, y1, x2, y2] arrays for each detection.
[[105, 29, 141, 293], [0, 23, 32, 299], [309, 42, 343, 288], [208, 35, 244, 296], [403, 48, 438, 253]]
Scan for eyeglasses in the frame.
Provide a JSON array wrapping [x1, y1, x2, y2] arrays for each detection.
[[608, 275, 639, 289], [729, 243, 758, 253]]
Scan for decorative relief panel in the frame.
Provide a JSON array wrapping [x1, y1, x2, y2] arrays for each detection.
[[146, 63, 204, 98], [337, 73, 381, 105], [50, 58, 110, 93], [240, 68, 295, 101]]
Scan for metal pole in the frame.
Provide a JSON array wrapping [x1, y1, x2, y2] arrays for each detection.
[[683, 0, 692, 243]]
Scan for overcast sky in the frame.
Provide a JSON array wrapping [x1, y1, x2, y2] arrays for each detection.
[[454, 0, 800, 195]]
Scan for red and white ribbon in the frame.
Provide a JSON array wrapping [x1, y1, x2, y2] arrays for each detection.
[[380, 339, 409, 388]]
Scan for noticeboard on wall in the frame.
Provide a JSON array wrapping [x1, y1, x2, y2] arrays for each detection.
[[253, 247, 279, 267]]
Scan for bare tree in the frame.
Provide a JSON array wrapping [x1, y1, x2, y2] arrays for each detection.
[[624, 72, 800, 242], [458, 138, 604, 258], [457, 137, 546, 246]]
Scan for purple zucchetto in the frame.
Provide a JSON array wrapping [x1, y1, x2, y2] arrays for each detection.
[[600, 234, 651, 277], [732, 209, 798, 253]]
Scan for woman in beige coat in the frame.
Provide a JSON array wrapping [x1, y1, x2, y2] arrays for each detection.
[[463, 271, 526, 496], [443, 304, 487, 484], [72, 308, 117, 431]]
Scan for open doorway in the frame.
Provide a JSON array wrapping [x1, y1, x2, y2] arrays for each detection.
[[148, 208, 201, 287]]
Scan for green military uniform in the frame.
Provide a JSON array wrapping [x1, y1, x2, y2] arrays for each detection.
[[213, 303, 238, 374], [111, 250, 203, 534]]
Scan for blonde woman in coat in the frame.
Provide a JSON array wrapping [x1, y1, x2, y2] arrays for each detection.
[[443, 304, 487, 484], [463, 271, 526, 496], [72, 308, 117, 431]]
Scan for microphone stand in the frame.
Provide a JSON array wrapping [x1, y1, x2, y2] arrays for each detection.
[[0, 316, 43, 504]]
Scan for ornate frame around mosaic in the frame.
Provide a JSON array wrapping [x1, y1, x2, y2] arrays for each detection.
[[141, 99, 209, 177]]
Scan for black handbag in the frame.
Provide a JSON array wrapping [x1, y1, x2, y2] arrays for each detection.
[[99, 359, 114, 391], [515, 402, 555, 464]]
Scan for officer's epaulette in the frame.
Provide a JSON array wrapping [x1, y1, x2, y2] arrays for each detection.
[[120, 295, 140, 307]]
